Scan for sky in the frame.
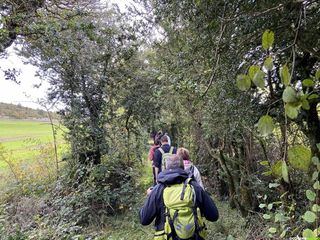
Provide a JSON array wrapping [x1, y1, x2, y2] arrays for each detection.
[[0, 0, 131, 110], [0, 48, 49, 110]]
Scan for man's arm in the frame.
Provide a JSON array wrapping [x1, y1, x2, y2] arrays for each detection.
[[139, 185, 161, 225]]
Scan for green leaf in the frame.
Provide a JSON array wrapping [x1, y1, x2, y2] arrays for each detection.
[[312, 171, 319, 181], [260, 160, 269, 166], [303, 79, 315, 87], [262, 30, 274, 50], [280, 64, 291, 86], [288, 145, 312, 171], [306, 190, 316, 201], [267, 203, 273, 210], [269, 183, 280, 188], [285, 103, 300, 119], [313, 228, 320, 237], [264, 57, 273, 71], [259, 203, 266, 208], [271, 161, 282, 178], [317, 143, 320, 151], [303, 229, 317, 238], [313, 181, 320, 190], [300, 93, 308, 101], [268, 227, 277, 234], [263, 214, 271, 220], [275, 213, 289, 223], [195, 0, 201, 6], [312, 204, 320, 212], [312, 156, 320, 166], [236, 74, 251, 91], [308, 94, 319, 100], [226, 235, 235, 240], [303, 211, 317, 223], [258, 115, 274, 136], [316, 69, 320, 81], [301, 99, 310, 110], [253, 70, 265, 88], [280, 230, 287, 238], [282, 86, 297, 103], [157, 74, 165, 80], [262, 171, 272, 176], [282, 160, 289, 183], [274, 213, 281, 222], [248, 65, 260, 80]]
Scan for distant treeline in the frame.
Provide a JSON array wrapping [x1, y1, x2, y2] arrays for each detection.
[[0, 102, 59, 120]]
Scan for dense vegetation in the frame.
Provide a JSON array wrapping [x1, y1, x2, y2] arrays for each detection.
[[0, 0, 319, 239]]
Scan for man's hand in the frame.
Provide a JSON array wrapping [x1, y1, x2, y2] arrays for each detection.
[[147, 187, 153, 196]]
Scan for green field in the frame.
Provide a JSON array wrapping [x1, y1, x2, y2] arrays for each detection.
[[0, 119, 67, 169]]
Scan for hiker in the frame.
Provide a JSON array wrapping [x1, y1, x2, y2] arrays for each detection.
[[153, 134, 177, 182], [148, 131, 162, 185], [177, 147, 205, 190], [139, 154, 219, 240]]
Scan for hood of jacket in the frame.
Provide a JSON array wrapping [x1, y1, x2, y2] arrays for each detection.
[[157, 168, 188, 185]]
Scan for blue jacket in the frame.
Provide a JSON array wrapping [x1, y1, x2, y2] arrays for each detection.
[[139, 168, 219, 231]]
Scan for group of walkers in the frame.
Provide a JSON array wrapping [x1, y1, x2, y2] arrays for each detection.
[[139, 131, 219, 240]]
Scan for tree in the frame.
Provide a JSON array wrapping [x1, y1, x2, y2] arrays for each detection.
[[139, 0, 320, 217], [0, 0, 93, 83], [0, 0, 94, 53], [19, 3, 139, 165]]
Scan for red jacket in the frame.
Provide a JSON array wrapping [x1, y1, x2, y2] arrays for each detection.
[[148, 144, 160, 161]]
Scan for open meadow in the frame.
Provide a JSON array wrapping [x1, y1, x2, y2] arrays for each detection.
[[0, 118, 68, 193]]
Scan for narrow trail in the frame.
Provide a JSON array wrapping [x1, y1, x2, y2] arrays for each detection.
[[103, 159, 250, 240], [0, 152, 251, 239]]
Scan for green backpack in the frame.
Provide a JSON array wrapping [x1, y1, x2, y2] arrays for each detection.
[[159, 146, 174, 170], [154, 178, 207, 240]]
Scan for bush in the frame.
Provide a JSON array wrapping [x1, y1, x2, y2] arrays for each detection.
[[0, 148, 139, 239]]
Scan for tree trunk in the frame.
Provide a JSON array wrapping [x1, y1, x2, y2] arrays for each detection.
[[306, 102, 320, 157]]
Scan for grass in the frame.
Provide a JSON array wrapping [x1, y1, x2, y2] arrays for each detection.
[[98, 159, 250, 240], [0, 118, 68, 196], [0, 119, 66, 169], [99, 199, 249, 240], [0, 125, 252, 239], [0, 156, 252, 239]]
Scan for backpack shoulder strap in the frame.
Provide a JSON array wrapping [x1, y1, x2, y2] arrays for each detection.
[[159, 148, 166, 169], [159, 148, 165, 155], [180, 178, 193, 200], [169, 146, 174, 154], [188, 165, 195, 178]]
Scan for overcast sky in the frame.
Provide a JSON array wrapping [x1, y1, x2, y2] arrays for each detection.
[[0, 48, 49, 109], [0, 0, 130, 110]]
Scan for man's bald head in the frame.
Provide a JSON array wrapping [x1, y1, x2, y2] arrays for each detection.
[[166, 154, 184, 170]]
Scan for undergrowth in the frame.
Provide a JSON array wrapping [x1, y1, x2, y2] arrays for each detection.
[[0, 153, 257, 240], [101, 194, 253, 240], [98, 160, 254, 240]]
